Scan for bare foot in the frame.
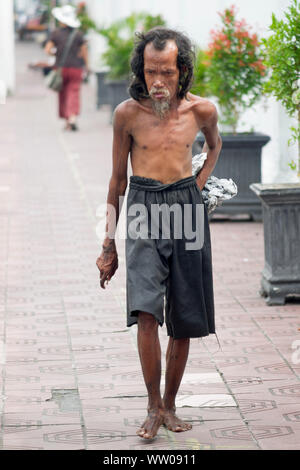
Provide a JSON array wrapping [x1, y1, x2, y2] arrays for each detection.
[[163, 408, 192, 432], [136, 408, 164, 439]]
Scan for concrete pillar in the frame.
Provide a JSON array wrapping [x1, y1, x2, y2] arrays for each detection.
[[0, 0, 15, 100]]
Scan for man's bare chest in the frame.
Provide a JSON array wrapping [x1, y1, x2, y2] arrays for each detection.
[[131, 114, 199, 152]]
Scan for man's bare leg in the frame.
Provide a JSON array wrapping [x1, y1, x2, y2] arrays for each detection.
[[163, 337, 192, 432], [136, 312, 164, 439]]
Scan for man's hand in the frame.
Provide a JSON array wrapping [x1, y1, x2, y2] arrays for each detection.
[[96, 240, 118, 289], [196, 172, 206, 191]]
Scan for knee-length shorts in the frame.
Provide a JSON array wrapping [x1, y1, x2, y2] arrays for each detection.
[[126, 174, 215, 339]]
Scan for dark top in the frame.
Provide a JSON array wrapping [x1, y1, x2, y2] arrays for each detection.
[[48, 26, 85, 69]]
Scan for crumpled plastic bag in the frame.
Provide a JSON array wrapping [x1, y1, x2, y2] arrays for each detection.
[[192, 153, 238, 214]]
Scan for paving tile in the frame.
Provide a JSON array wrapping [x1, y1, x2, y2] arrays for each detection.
[[257, 442, 300, 450], [42, 425, 85, 450], [2, 439, 44, 450], [248, 422, 300, 449], [2, 410, 81, 426], [176, 394, 237, 407], [2, 424, 46, 449]]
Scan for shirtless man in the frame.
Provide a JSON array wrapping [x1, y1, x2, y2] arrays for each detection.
[[96, 28, 222, 440]]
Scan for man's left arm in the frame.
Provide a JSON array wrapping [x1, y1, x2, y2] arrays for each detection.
[[195, 102, 222, 190]]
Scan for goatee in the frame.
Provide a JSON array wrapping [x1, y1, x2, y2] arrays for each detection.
[[149, 87, 171, 119], [151, 99, 171, 119]]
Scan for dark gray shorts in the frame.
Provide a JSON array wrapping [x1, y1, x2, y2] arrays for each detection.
[[126, 174, 215, 339]]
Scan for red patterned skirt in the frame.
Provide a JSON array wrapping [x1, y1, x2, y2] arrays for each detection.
[[58, 67, 83, 119]]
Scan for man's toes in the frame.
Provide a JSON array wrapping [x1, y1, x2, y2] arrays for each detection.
[[136, 428, 145, 436], [138, 429, 153, 439], [173, 424, 184, 432], [180, 422, 192, 431], [182, 421, 192, 430], [137, 426, 151, 439], [165, 420, 192, 432], [178, 422, 192, 431], [137, 413, 163, 439]]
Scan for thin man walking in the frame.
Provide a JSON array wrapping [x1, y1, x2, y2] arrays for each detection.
[[96, 27, 222, 440]]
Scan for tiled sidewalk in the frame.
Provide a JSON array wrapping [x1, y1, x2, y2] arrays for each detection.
[[0, 42, 299, 450]]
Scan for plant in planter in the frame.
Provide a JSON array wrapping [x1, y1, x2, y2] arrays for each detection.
[[190, 48, 210, 98], [250, 0, 300, 305], [192, 5, 270, 220], [206, 5, 266, 133], [261, 0, 300, 177], [97, 14, 139, 111], [98, 13, 166, 115]]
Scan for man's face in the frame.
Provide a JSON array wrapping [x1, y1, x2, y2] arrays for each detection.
[[143, 40, 180, 119]]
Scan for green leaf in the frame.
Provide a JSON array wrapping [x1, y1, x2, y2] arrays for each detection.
[[98, 12, 166, 79]]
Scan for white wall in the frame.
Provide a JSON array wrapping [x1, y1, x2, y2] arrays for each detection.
[[84, 0, 113, 72], [85, 0, 298, 183], [0, 0, 15, 98]]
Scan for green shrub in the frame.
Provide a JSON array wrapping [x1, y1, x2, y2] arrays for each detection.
[[206, 5, 266, 133], [262, 0, 300, 176], [190, 49, 210, 97], [99, 13, 166, 80]]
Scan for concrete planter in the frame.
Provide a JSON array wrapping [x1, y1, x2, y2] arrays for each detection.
[[95, 72, 110, 108], [250, 183, 300, 305], [193, 132, 271, 220], [106, 79, 129, 119]]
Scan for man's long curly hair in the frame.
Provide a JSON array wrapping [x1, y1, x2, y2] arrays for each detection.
[[129, 27, 195, 101]]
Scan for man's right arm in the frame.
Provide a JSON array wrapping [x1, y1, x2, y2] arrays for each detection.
[[96, 102, 132, 288]]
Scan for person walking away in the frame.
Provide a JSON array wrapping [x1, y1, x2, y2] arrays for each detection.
[[44, 5, 89, 131]]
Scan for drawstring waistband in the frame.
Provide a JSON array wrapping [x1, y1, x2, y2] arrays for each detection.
[[129, 175, 198, 192]]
